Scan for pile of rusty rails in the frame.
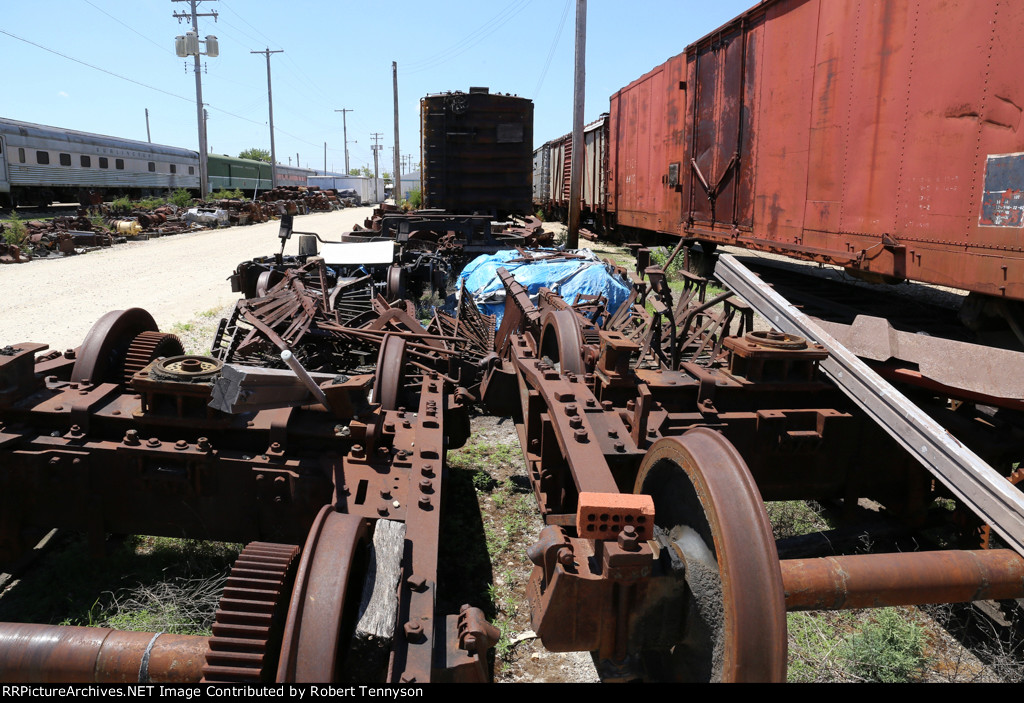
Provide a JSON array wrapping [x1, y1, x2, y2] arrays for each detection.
[[2, 245, 1024, 683], [258, 186, 341, 212]]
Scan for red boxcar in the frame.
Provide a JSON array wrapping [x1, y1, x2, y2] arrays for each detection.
[[608, 0, 1024, 303]]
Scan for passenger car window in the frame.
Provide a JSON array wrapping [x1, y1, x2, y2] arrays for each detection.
[[81, 155, 91, 167], [148, 162, 156, 172], [59, 153, 71, 166], [99, 157, 108, 169], [170, 164, 177, 174], [37, 151, 49, 165], [18, 148, 25, 163], [116, 159, 125, 170]]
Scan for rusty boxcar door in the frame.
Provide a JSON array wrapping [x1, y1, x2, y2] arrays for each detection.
[[685, 19, 758, 231]]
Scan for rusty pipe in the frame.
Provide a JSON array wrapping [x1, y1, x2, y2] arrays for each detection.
[[781, 549, 1024, 611], [0, 623, 208, 683]]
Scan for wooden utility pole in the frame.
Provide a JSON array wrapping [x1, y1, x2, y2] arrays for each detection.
[[252, 48, 283, 188], [172, 0, 218, 196], [392, 62, 401, 204], [371, 132, 383, 203], [567, 0, 587, 249], [335, 108, 354, 174]]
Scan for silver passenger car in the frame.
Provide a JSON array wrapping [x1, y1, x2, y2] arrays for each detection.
[[0, 117, 200, 206]]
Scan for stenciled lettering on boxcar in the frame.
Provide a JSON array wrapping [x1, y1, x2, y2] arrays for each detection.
[[979, 152, 1024, 228]]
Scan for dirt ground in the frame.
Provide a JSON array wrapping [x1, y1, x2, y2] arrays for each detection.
[[0, 206, 377, 351]]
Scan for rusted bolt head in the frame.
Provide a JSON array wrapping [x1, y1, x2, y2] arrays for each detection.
[[614, 441, 626, 452], [585, 398, 596, 407], [421, 465, 435, 478], [384, 422, 395, 433], [618, 525, 641, 552], [564, 403, 578, 415], [377, 506, 389, 516], [648, 428, 657, 437], [69, 424, 81, 434], [270, 441, 281, 452], [274, 476, 286, 484], [569, 416, 583, 428], [147, 437, 161, 447], [607, 429, 618, 438], [49, 456, 61, 465], [197, 437, 211, 451], [529, 439, 540, 450], [402, 420, 412, 429], [404, 621, 423, 641], [419, 496, 431, 509], [419, 479, 432, 493], [352, 444, 364, 454], [557, 547, 574, 567], [380, 489, 391, 499], [397, 449, 408, 459], [407, 574, 427, 591], [174, 440, 188, 450], [574, 429, 588, 443], [124, 429, 139, 445], [626, 400, 636, 411], [602, 400, 613, 411]]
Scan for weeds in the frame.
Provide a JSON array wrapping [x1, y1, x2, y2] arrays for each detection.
[[170, 188, 194, 208], [210, 188, 245, 200], [765, 500, 831, 539], [843, 608, 928, 682], [2, 211, 28, 247]]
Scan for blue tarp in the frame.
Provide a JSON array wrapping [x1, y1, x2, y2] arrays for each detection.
[[459, 249, 632, 328]]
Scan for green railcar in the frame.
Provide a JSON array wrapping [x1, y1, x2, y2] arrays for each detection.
[[207, 154, 273, 194]]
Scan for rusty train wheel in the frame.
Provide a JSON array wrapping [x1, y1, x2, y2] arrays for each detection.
[[634, 428, 787, 682], [275, 506, 370, 683], [538, 309, 585, 376], [373, 334, 408, 411], [202, 542, 301, 683], [71, 308, 159, 384]]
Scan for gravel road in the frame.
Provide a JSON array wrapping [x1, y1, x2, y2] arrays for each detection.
[[0, 206, 377, 352]]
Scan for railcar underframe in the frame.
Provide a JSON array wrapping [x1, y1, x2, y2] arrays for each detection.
[[1, 252, 1024, 682]]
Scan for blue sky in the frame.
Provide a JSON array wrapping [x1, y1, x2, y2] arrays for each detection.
[[2, 1, 754, 175]]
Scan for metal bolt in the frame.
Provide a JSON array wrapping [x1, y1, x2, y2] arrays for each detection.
[[618, 525, 641, 552], [419, 496, 431, 509], [557, 547, 574, 567], [648, 428, 657, 437], [569, 416, 583, 428], [397, 449, 408, 460], [352, 444, 364, 454], [607, 429, 618, 438], [124, 429, 139, 446], [69, 425, 81, 434], [270, 442, 281, 452], [564, 403, 578, 415], [174, 440, 188, 450], [147, 437, 160, 447], [585, 398, 596, 407], [401, 626, 421, 646], [574, 429, 588, 442], [380, 489, 391, 499], [421, 465, 435, 478], [377, 506, 389, 516], [614, 441, 626, 452], [602, 400, 613, 411], [384, 422, 395, 433], [419, 479, 432, 493], [197, 437, 211, 452]]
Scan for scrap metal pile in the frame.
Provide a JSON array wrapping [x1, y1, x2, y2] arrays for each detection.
[[1, 233, 1024, 683]]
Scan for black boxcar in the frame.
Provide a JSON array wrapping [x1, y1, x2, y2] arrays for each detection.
[[420, 87, 533, 217]]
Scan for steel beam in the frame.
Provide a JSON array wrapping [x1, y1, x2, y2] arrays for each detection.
[[715, 253, 1024, 556]]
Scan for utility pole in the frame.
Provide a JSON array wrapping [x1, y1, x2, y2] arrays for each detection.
[[324, 142, 327, 173], [371, 132, 383, 203], [392, 62, 401, 204], [145, 108, 151, 142], [252, 48, 283, 188], [335, 108, 354, 174], [567, 0, 587, 248], [172, 0, 218, 197], [296, 153, 300, 168]]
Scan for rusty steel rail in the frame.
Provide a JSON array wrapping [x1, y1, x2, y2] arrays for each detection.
[[715, 253, 1024, 556]]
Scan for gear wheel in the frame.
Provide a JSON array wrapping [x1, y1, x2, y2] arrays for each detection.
[[202, 542, 300, 683], [123, 331, 184, 387]]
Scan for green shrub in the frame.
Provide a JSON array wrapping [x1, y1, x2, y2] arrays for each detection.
[[407, 187, 422, 209], [842, 608, 928, 682], [170, 188, 193, 208], [210, 188, 245, 200], [2, 212, 28, 247]]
